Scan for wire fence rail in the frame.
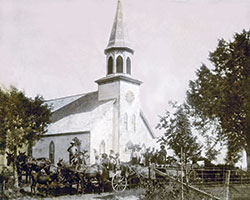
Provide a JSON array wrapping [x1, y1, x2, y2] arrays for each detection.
[[154, 164, 250, 185], [154, 168, 222, 200], [188, 168, 250, 185]]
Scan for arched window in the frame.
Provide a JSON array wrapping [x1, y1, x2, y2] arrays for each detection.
[[126, 57, 131, 74], [116, 56, 123, 73], [49, 141, 55, 164], [124, 113, 128, 131], [100, 140, 106, 154], [107, 57, 113, 75], [132, 114, 136, 132]]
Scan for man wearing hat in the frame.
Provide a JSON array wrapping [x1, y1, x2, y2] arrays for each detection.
[[131, 145, 139, 165], [67, 140, 78, 165], [158, 145, 167, 165], [144, 148, 150, 166], [115, 153, 120, 170], [101, 153, 109, 168], [109, 150, 116, 171]]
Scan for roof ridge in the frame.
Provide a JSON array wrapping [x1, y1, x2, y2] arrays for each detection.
[[140, 110, 155, 139], [45, 92, 87, 102]]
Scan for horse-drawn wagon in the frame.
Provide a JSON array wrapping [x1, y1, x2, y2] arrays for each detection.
[[111, 163, 153, 192], [4, 142, 173, 196], [5, 151, 160, 195]]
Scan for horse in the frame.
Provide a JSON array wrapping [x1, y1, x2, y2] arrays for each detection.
[[57, 159, 83, 193], [16, 152, 30, 184], [6, 151, 30, 185], [81, 164, 106, 194], [6, 152, 14, 167], [26, 157, 51, 175], [30, 169, 58, 195]]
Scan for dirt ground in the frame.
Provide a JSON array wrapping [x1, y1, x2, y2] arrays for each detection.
[[4, 184, 250, 200], [12, 193, 139, 200], [3, 187, 143, 200]]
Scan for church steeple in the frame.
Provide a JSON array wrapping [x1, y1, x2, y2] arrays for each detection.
[[105, 0, 133, 53], [96, 0, 142, 102], [104, 0, 134, 76]]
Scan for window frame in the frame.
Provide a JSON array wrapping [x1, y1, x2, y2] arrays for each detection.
[[49, 141, 55, 164], [116, 56, 123, 73]]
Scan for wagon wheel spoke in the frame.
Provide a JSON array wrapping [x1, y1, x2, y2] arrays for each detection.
[[112, 172, 127, 192], [117, 183, 126, 190], [117, 185, 124, 190]]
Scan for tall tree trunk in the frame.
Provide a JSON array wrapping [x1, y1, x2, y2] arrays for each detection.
[[244, 142, 250, 171], [246, 148, 250, 171], [13, 146, 18, 187]]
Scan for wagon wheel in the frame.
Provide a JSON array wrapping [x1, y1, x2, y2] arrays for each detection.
[[111, 172, 128, 192], [189, 170, 199, 183]]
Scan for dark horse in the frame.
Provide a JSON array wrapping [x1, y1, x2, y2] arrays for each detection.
[[6, 152, 51, 186], [6, 151, 30, 185], [27, 157, 53, 195], [16, 152, 30, 184], [57, 159, 107, 194], [26, 157, 51, 175], [30, 169, 58, 195], [6, 152, 14, 167], [57, 159, 83, 193]]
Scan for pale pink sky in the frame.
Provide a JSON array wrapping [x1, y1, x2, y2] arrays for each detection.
[[0, 0, 250, 136]]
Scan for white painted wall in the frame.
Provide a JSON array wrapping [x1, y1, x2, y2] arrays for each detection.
[[33, 132, 90, 164], [118, 79, 157, 161], [98, 81, 119, 101], [90, 103, 114, 164]]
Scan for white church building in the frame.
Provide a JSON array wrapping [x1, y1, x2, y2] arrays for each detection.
[[33, 0, 157, 164]]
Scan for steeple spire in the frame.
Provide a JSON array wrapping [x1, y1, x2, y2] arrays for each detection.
[[100, 0, 136, 78], [105, 0, 133, 54], [96, 0, 142, 101]]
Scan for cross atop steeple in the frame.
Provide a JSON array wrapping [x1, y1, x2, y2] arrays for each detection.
[[105, 0, 133, 54]]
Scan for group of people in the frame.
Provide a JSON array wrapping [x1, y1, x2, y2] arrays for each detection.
[[94, 149, 121, 172], [131, 145, 167, 166], [67, 138, 168, 172], [93, 144, 167, 171]]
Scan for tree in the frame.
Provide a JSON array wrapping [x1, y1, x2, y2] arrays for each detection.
[[187, 30, 250, 168], [0, 87, 51, 183], [157, 103, 202, 166], [203, 133, 222, 163], [0, 89, 8, 153]]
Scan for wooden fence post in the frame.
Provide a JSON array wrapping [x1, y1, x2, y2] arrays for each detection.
[[225, 170, 230, 200]]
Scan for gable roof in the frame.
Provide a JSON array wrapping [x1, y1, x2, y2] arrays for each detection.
[[45, 91, 115, 135], [44, 91, 156, 139], [45, 93, 85, 112]]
